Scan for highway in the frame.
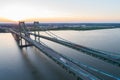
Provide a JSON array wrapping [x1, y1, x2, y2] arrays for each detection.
[[10, 29, 101, 80], [10, 29, 120, 80], [29, 32, 120, 67]]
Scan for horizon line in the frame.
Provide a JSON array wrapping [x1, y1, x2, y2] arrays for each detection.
[[0, 17, 120, 23]]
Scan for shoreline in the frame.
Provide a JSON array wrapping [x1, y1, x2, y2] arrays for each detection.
[[0, 27, 119, 33]]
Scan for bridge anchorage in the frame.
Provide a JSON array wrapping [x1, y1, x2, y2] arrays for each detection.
[[10, 21, 120, 80]]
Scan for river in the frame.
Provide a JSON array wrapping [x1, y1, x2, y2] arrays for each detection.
[[0, 28, 120, 80]]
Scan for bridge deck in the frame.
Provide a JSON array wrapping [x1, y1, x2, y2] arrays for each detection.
[[10, 29, 101, 80], [29, 33, 120, 66]]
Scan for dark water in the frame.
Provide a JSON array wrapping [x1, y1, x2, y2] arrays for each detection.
[[0, 28, 120, 80], [0, 33, 76, 80], [39, 28, 120, 79]]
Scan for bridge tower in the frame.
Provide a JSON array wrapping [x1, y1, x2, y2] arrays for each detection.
[[34, 21, 40, 42], [18, 21, 31, 48]]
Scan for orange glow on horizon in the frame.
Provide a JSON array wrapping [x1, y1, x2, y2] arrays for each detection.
[[22, 17, 120, 22], [0, 17, 15, 22], [0, 17, 120, 23]]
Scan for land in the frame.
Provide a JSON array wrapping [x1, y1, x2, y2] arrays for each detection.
[[0, 23, 120, 32], [0, 28, 6, 33], [43, 26, 117, 31], [27, 23, 120, 31]]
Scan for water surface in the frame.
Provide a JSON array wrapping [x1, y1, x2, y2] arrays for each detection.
[[0, 28, 120, 80], [0, 33, 76, 80]]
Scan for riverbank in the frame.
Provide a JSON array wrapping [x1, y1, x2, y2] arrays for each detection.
[[0, 26, 120, 33], [0, 28, 7, 33], [28, 26, 119, 31], [45, 26, 119, 31]]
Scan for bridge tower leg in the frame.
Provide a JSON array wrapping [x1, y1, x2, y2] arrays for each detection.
[[34, 24, 37, 41], [34, 21, 40, 42], [19, 22, 23, 47], [38, 27, 40, 42]]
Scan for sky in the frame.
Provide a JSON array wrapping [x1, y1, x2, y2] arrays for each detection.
[[0, 0, 120, 22]]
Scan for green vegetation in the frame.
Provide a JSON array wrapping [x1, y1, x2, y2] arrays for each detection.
[[40, 26, 118, 31], [0, 28, 6, 33], [1, 26, 119, 33]]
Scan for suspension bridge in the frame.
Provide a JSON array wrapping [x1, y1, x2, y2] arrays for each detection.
[[10, 22, 120, 80]]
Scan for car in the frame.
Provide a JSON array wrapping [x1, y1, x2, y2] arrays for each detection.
[[60, 57, 67, 63]]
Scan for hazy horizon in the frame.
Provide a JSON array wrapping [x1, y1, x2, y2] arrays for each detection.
[[0, 0, 120, 23]]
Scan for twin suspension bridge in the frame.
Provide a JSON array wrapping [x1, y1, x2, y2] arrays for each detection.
[[9, 22, 120, 80]]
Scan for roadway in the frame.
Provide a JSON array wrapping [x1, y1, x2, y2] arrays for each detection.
[[29, 32, 120, 67], [10, 29, 101, 80]]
